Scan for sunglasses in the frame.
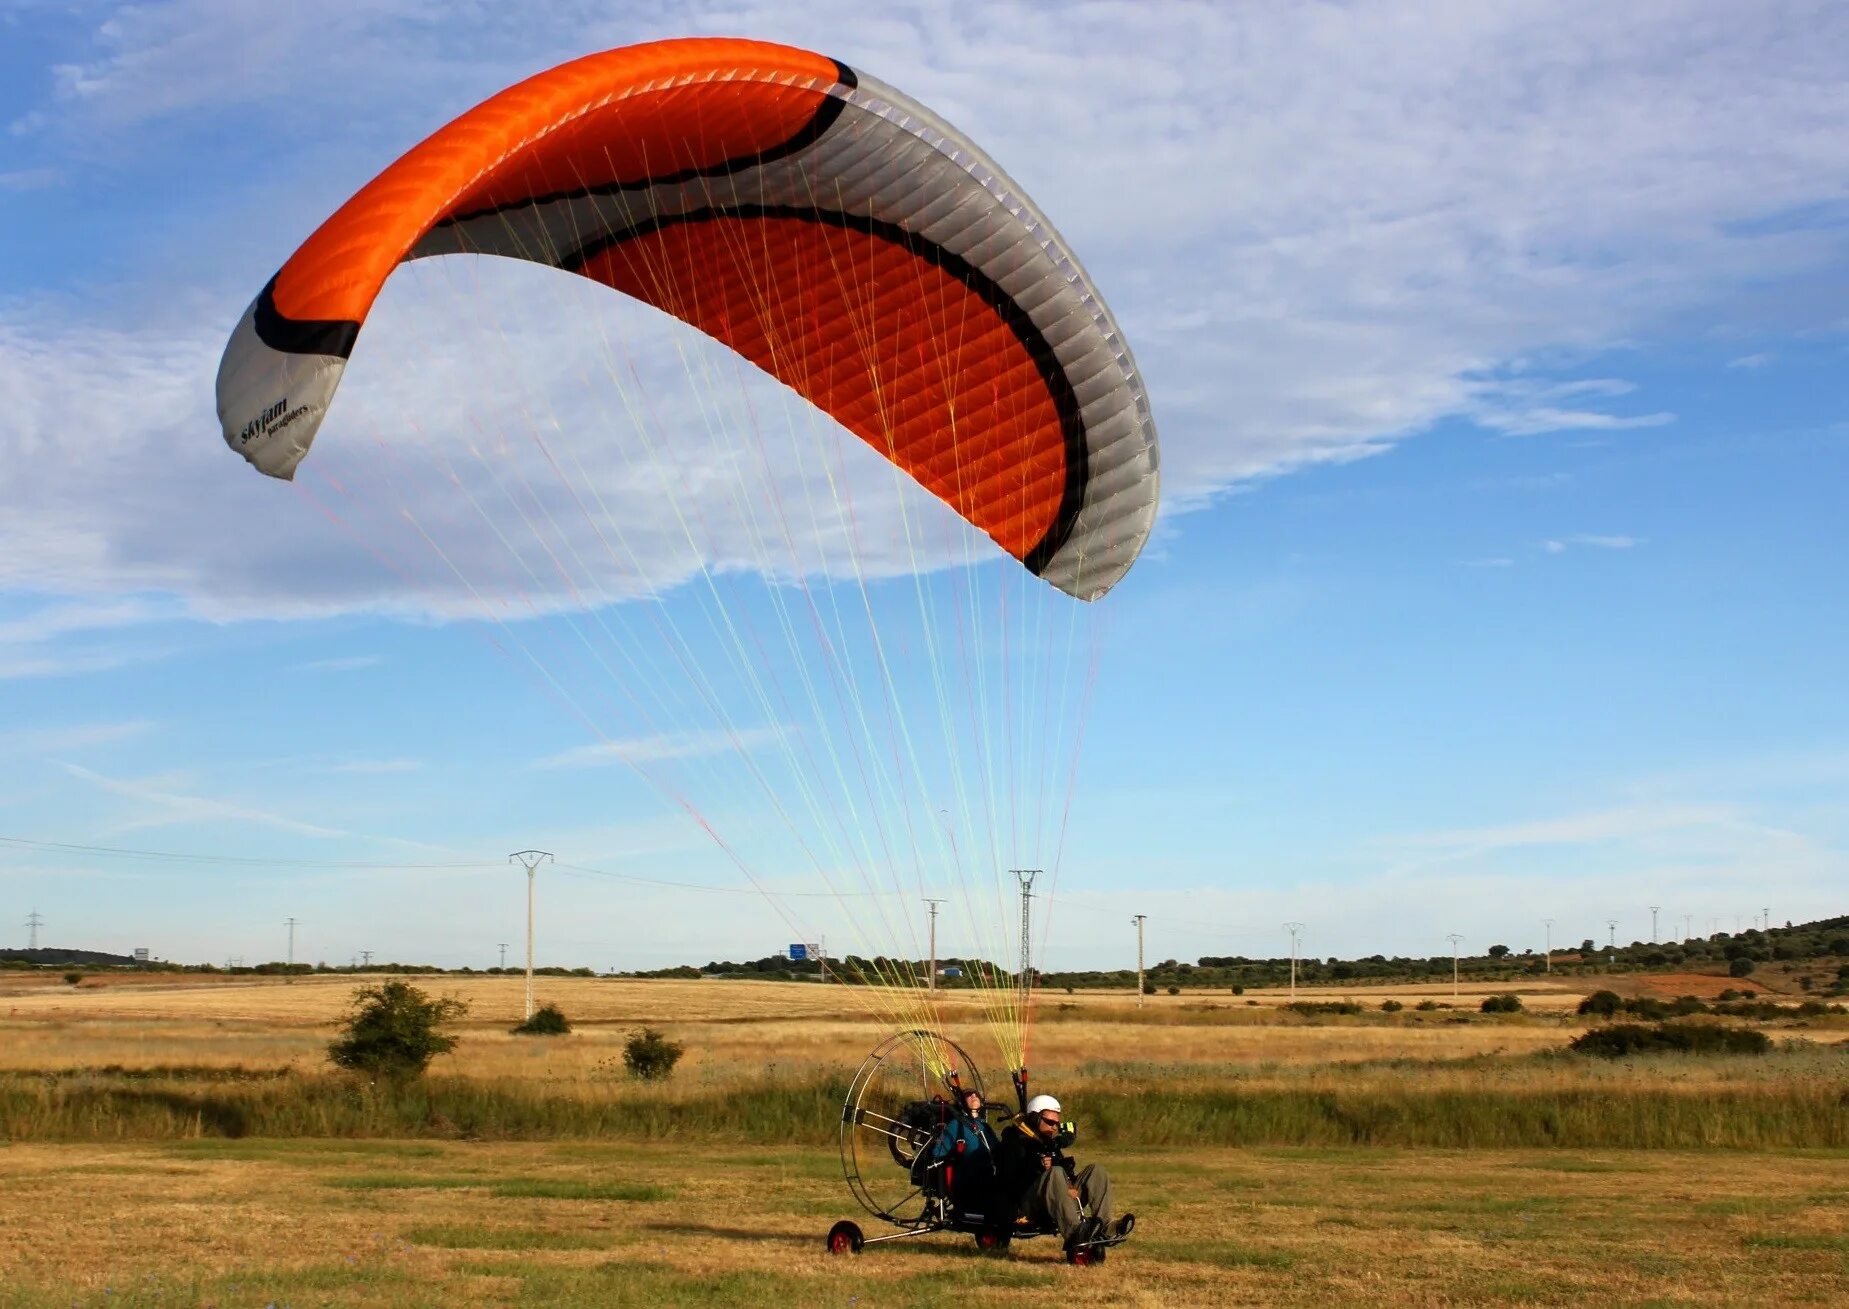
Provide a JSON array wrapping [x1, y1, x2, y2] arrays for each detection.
[[1036, 1114, 1061, 1128]]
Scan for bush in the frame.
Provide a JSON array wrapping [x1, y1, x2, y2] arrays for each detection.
[[1287, 1000, 1362, 1016], [622, 1027, 685, 1081], [1166, 985, 1181, 996], [512, 1003, 571, 1036], [1728, 958, 1756, 978], [1414, 999, 1442, 1012], [1577, 990, 1623, 1017], [1569, 1023, 1771, 1058], [1480, 993, 1524, 1014], [1380, 999, 1404, 1013], [1230, 984, 1245, 996], [327, 981, 467, 1081], [62, 973, 83, 987], [1718, 988, 1742, 1002]]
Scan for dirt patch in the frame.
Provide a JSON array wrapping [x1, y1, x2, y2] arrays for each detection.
[[1630, 972, 1740, 999]]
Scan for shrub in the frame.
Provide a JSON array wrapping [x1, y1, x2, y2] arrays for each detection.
[[1380, 999, 1404, 1013], [1480, 993, 1524, 1014], [1576, 990, 1623, 1017], [1718, 988, 1742, 1002], [1230, 984, 1245, 996], [327, 981, 467, 1081], [622, 1027, 685, 1081], [512, 1003, 571, 1036], [1414, 1000, 1442, 1012], [1166, 985, 1181, 996], [62, 972, 83, 986], [1728, 958, 1756, 978], [1569, 1023, 1771, 1058], [1287, 1000, 1362, 1016]]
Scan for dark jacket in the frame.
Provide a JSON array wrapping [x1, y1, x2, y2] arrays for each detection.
[[994, 1117, 1072, 1217]]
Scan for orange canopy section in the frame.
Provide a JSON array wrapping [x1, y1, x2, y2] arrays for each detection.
[[217, 37, 1159, 599]]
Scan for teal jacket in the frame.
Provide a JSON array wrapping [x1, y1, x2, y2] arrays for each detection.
[[929, 1112, 999, 1168]]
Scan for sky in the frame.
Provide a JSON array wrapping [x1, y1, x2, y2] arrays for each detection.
[[1, 0, 1845, 974]]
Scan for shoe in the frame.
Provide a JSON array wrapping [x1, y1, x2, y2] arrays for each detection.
[[1111, 1213, 1135, 1238]]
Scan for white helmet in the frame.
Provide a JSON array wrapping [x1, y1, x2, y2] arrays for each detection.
[[1025, 1094, 1061, 1116]]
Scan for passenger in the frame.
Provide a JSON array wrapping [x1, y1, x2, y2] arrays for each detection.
[[928, 1086, 999, 1208]]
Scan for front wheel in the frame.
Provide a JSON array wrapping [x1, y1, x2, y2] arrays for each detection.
[[826, 1220, 864, 1255], [974, 1229, 1012, 1253]]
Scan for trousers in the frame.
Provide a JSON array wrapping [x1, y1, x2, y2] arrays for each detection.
[[1025, 1162, 1112, 1240]]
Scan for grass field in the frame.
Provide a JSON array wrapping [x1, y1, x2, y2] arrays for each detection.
[[1, 974, 1844, 1305], [0, 1141, 1844, 1306]]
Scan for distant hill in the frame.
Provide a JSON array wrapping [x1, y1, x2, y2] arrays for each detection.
[[0, 946, 143, 967]]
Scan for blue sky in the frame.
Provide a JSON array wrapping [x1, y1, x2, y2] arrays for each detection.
[[1, 1, 1845, 973]]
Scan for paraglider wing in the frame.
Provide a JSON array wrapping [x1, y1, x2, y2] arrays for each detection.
[[216, 36, 1159, 599]]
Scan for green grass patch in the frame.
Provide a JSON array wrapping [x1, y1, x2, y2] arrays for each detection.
[[166, 1138, 444, 1162], [444, 1260, 817, 1307], [489, 1178, 670, 1201], [401, 1223, 611, 1250], [1693, 1195, 1799, 1215], [329, 1172, 487, 1191], [1511, 1156, 1635, 1173], [1744, 1234, 1849, 1251], [6, 1059, 1847, 1149]]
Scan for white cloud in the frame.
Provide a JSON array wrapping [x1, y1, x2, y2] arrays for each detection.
[[1386, 801, 1740, 860], [532, 727, 786, 771], [0, 167, 61, 191], [60, 762, 358, 839], [1727, 351, 1775, 368], [0, 719, 153, 756], [291, 655, 383, 673], [1543, 533, 1643, 553], [1, 0, 1845, 626], [0, 600, 166, 644]]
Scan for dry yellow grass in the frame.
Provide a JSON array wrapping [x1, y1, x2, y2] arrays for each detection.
[[0, 974, 1588, 1086], [0, 1139, 1841, 1307]]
